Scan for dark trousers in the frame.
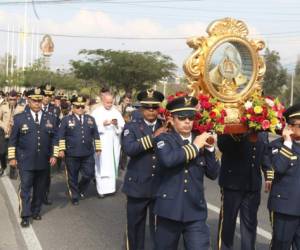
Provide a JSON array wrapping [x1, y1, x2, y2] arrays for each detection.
[[155, 216, 210, 250], [126, 197, 155, 250], [19, 169, 48, 218], [218, 188, 260, 250], [270, 212, 300, 250], [44, 167, 51, 199], [65, 155, 95, 200]]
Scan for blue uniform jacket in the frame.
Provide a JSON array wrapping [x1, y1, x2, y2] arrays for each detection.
[[8, 109, 59, 171], [218, 133, 273, 191], [47, 103, 61, 124], [154, 130, 220, 222], [58, 114, 101, 157], [268, 138, 300, 216], [122, 118, 163, 198]]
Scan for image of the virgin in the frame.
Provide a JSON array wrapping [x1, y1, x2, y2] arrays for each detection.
[[209, 46, 247, 92]]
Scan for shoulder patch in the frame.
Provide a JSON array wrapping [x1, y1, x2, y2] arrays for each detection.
[[157, 140, 165, 149], [124, 129, 129, 136]]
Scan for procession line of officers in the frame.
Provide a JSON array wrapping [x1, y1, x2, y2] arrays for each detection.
[[2, 85, 300, 250]]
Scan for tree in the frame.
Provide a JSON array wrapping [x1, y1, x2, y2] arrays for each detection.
[[70, 49, 177, 93], [262, 48, 288, 100]]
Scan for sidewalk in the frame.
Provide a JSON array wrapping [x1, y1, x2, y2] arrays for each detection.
[[0, 176, 24, 250]]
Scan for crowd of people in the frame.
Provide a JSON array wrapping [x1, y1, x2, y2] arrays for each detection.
[[0, 85, 300, 250]]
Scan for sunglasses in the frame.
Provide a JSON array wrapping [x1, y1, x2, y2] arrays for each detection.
[[74, 105, 85, 109], [176, 115, 195, 121], [291, 123, 300, 128], [143, 106, 159, 110]]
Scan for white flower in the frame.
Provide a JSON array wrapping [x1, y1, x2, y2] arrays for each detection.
[[244, 101, 253, 109], [265, 98, 274, 107], [276, 123, 282, 130]]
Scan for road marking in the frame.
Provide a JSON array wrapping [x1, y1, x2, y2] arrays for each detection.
[[207, 202, 272, 240], [1, 176, 43, 250]]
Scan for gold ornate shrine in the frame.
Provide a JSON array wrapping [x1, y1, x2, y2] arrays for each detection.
[[184, 17, 265, 125]]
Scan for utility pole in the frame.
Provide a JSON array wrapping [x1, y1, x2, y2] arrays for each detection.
[[6, 25, 10, 79], [22, 1, 28, 71], [290, 72, 294, 106]]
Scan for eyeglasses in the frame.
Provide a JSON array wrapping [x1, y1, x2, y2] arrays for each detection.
[[176, 115, 195, 121], [291, 123, 300, 128], [74, 105, 85, 109]]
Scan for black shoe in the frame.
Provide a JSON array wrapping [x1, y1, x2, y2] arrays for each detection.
[[20, 218, 30, 228], [0, 168, 4, 177], [71, 199, 79, 206], [43, 197, 52, 205], [32, 214, 42, 220], [79, 193, 85, 200]]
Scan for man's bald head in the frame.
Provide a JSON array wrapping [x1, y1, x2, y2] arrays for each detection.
[[102, 93, 114, 110]]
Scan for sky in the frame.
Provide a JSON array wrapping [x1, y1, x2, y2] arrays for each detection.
[[0, 0, 299, 76]]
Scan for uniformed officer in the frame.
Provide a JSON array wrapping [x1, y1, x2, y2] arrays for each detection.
[[154, 95, 220, 250], [268, 103, 300, 250], [58, 95, 101, 205], [40, 84, 61, 205], [41, 84, 61, 119], [0, 90, 24, 178], [8, 88, 58, 227], [122, 89, 166, 250], [217, 132, 273, 250]]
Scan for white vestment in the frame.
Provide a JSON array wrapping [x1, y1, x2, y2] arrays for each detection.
[[92, 106, 125, 195]]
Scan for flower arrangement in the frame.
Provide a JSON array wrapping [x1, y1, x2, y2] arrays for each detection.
[[193, 94, 227, 134], [240, 94, 285, 134]]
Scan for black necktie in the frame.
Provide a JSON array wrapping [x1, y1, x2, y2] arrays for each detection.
[[79, 115, 83, 125], [183, 139, 190, 145], [149, 125, 154, 132], [35, 113, 39, 125]]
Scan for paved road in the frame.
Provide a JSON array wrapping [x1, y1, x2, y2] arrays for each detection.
[[0, 167, 272, 250]]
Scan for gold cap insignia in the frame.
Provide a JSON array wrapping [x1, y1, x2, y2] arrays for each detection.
[[35, 88, 41, 95], [184, 97, 192, 106], [46, 84, 51, 91], [78, 96, 83, 102], [147, 89, 154, 98]]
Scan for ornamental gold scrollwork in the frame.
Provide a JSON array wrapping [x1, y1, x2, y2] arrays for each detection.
[[184, 17, 266, 123]]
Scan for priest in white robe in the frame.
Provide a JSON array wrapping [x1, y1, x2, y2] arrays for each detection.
[[92, 93, 125, 197]]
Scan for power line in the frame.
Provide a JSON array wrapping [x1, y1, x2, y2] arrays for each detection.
[[2, 27, 300, 41]]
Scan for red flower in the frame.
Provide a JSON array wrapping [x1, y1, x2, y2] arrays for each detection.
[[198, 94, 209, 102], [175, 91, 187, 97], [262, 120, 270, 130], [167, 95, 175, 102], [201, 101, 212, 109], [209, 111, 217, 119], [240, 116, 247, 123]]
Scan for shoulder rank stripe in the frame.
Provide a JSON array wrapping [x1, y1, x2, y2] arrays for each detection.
[[279, 149, 297, 160], [281, 147, 293, 156]]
